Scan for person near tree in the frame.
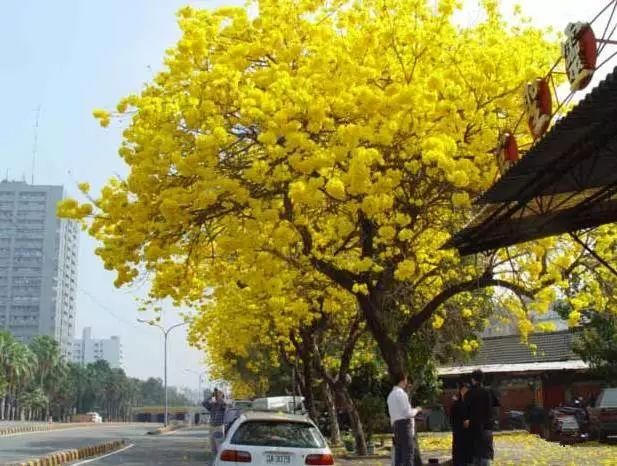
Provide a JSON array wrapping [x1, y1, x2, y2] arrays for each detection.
[[464, 370, 495, 466], [387, 373, 421, 466], [450, 379, 473, 466], [204, 388, 228, 454]]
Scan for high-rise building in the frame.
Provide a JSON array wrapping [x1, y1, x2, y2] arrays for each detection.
[[70, 327, 122, 368], [0, 180, 79, 355]]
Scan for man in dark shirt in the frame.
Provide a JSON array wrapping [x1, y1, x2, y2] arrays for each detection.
[[203, 389, 227, 454], [464, 370, 494, 466]]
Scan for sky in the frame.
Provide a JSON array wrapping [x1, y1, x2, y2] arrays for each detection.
[[1, 0, 615, 389]]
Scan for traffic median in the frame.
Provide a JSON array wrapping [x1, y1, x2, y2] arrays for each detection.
[[0, 423, 89, 438], [5, 439, 127, 466]]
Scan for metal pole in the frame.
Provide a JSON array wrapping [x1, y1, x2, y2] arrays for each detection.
[[198, 374, 202, 405], [137, 319, 186, 429], [164, 330, 169, 427]]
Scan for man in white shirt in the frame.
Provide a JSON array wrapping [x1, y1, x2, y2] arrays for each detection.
[[387, 372, 421, 466]]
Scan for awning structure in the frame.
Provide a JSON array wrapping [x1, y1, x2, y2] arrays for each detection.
[[447, 66, 617, 256], [438, 360, 589, 377]]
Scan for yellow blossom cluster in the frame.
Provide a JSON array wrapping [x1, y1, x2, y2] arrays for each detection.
[[58, 0, 617, 377]]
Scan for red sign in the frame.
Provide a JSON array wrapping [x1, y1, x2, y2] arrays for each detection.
[[563, 22, 597, 91], [496, 132, 519, 174], [525, 78, 552, 140]]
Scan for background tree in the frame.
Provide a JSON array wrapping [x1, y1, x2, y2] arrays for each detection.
[[0, 331, 191, 421]]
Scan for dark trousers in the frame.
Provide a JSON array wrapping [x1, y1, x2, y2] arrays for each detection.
[[393, 419, 413, 466], [471, 429, 494, 465]]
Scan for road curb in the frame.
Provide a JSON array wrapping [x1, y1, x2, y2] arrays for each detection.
[[0, 423, 91, 437], [6, 439, 126, 466]]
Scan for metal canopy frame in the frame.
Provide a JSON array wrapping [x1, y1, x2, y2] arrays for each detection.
[[446, 0, 617, 262], [447, 66, 617, 255]]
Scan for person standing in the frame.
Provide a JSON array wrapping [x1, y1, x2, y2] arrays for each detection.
[[450, 380, 473, 466], [464, 370, 494, 466], [204, 388, 227, 454], [387, 373, 421, 466]]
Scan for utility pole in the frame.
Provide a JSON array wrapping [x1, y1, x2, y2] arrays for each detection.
[[138, 319, 187, 426]]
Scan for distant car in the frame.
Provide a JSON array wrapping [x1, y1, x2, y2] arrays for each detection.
[[587, 388, 617, 441], [213, 411, 334, 466], [85, 412, 102, 423]]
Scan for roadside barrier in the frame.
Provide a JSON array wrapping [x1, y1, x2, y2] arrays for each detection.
[[6, 439, 126, 466], [0, 423, 90, 437]]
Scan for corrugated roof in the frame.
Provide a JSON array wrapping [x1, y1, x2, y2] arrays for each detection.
[[464, 330, 580, 365], [438, 330, 587, 376]]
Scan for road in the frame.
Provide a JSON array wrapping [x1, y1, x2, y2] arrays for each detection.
[[0, 423, 210, 465], [77, 426, 211, 465]]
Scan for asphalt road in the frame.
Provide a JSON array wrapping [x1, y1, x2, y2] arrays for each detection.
[[0, 423, 178, 465], [76, 426, 212, 465]]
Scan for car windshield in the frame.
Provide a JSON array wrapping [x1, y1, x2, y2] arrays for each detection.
[[231, 420, 326, 448], [599, 389, 617, 407]]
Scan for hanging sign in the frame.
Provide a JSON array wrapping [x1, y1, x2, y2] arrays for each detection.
[[525, 78, 552, 140], [496, 132, 519, 174], [563, 22, 597, 91]]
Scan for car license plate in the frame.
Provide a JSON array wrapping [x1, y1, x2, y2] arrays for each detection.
[[266, 454, 291, 464]]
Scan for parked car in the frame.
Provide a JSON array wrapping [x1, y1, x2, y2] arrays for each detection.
[[213, 411, 334, 466], [587, 388, 617, 441]]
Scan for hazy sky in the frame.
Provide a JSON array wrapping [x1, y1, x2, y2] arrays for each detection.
[[1, 0, 614, 389]]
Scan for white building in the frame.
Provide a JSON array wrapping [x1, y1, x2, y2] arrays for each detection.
[[0, 180, 79, 355], [71, 327, 123, 368]]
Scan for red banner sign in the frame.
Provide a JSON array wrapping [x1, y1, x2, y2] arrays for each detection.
[[496, 132, 519, 174], [525, 78, 552, 140], [563, 22, 597, 91]]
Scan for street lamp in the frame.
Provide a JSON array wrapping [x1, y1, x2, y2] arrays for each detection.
[[185, 369, 206, 405], [137, 318, 187, 427]]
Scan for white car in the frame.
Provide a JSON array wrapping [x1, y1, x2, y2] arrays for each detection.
[[213, 411, 334, 466], [85, 412, 102, 423]]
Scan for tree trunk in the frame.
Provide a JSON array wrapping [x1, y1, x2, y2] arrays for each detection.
[[299, 357, 318, 420], [358, 295, 406, 380], [321, 382, 341, 446], [336, 383, 367, 456]]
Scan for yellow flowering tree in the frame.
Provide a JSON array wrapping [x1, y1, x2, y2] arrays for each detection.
[[60, 0, 617, 380], [187, 254, 370, 450]]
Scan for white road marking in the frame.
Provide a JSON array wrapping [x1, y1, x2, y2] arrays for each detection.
[[70, 443, 135, 465]]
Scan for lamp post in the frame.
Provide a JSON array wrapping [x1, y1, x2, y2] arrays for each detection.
[[137, 319, 187, 427]]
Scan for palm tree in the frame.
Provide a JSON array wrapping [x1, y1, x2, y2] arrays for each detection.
[[0, 332, 14, 420], [19, 388, 48, 421], [29, 336, 60, 420], [0, 334, 37, 420]]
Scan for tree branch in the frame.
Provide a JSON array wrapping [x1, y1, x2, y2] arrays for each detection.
[[337, 316, 364, 381], [398, 276, 534, 345]]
